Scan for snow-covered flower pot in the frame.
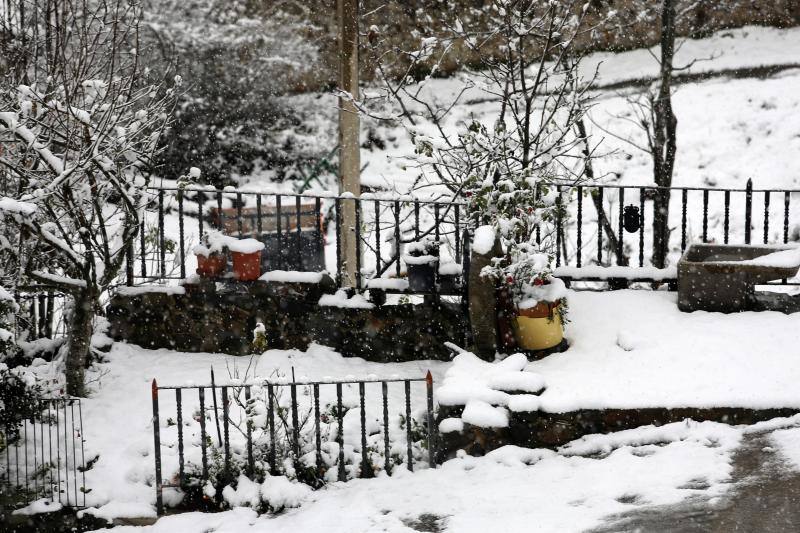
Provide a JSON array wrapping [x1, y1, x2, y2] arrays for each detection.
[[404, 240, 439, 292], [513, 301, 563, 351], [510, 275, 567, 351], [193, 230, 232, 279], [196, 252, 227, 278], [228, 238, 265, 281]]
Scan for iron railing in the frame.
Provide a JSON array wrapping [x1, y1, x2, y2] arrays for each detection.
[[0, 398, 87, 509], [11, 290, 67, 341], [547, 178, 800, 283], [150, 372, 438, 515], [127, 187, 469, 295], [126, 179, 800, 291]]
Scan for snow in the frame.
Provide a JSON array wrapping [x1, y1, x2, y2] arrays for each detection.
[[0, 196, 37, 215], [438, 417, 464, 434], [116, 285, 186, 296], [93, 420, 747, 533], [530, 290, 800, 411], [11, 498, 63, 516], [31, 271, 87, 288], [554, 265, 678, 280], [79, 502, 157, 523], [437, 352, 546, 408], [718, 246, 800, 268], [403, 253, 437, 265], [259, 270, 324, 283], [461, 400, 509, 428], [770, 426, 800, 471], [318, 289, 375, 309], [439, 262, 462, 275], [25, 341, 446, 523], [472, 225, 496, 255], [226, 238, 265, 254], [0, 285, 15, 303], [259, 475, 312, 511], [222, 475, 262, 509], [366, 278, 409, 290]]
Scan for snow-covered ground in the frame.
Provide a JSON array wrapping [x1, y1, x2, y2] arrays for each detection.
[[532, 290, 800, 411], [7, 288, 799, 531]]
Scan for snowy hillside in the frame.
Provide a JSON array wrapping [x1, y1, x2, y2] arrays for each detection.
[[263, 25, 800, 195]]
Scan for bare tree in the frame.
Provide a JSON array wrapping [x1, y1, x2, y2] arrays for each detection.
[[649, 0, 678, 269], [0, 0, 174, 395]]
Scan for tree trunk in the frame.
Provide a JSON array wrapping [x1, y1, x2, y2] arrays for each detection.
[[65, 292, 94, 397], [651, 0, 678, 269]]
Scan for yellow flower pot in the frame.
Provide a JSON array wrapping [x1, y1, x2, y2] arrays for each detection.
[[513, 302, 564, 351]]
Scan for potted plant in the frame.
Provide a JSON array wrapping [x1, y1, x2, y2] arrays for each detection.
[[193, 231, 227, 279], [404, 239, 439, 291], [502, 251, 567, 351], [228, 237, 265, 281]]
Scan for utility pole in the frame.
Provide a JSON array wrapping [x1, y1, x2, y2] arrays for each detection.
[[338, 0, 360, 287]]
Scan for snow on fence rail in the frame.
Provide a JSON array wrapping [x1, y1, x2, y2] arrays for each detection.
[[150, 373, 438, 515], [125, 186, 469, 295], [0, 398, 87, 510]]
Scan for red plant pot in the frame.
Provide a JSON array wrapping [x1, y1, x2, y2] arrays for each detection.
[[231, 250, 262, 281], [196, 253, 227, 278]]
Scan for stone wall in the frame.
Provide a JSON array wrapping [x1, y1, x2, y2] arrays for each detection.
[[107, 278, 468, 362], [436, 404, 798, 458]]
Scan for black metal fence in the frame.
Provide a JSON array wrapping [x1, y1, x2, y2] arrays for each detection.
[[125, 187, 469, 295], [126, 179, 800, 292], [150, 373, 438, 515], [545, 179, 800, 283], [1, 398, 87, 509], [11, 290, 67, 341]]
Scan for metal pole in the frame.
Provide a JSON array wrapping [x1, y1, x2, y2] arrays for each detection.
[[745, 178, 753, 244], [151, 379, 164, 515], [338, 0, 361, 287], [426, 371, 436, 468]]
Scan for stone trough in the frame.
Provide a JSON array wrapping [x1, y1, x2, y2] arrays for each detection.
[[678, 243, 800, 312]]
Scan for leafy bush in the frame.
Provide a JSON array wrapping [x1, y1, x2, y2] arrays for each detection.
[[0, 365, 41, 448]]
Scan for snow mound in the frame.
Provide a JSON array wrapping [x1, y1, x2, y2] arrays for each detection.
[[318, 290, 374, 309], [261, 475, 312, 511], [222, 474, 310, 511], [559, 419, 742, 457], [437, 351, 545, 429], [437, 352, 545, 407], [472, 225, 496, 255]]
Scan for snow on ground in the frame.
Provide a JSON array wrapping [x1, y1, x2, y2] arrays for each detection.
[[531, 289, 800, 411], [770, 426, 800, 471], [91, 419, 744, 533]]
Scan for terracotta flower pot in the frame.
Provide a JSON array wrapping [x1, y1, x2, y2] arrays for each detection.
[[513, 301, 564, 351], [196, 252, 227, 279], [231, 250, 262, 281]]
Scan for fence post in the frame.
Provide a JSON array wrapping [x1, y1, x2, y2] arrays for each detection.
[[745, 178, 753, 244], [151, 379, 164, 515], [426, 371, 437, 468]]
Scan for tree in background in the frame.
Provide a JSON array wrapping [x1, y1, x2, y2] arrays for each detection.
[[0, 0, 174, 395], [141, 0, 326, 187]]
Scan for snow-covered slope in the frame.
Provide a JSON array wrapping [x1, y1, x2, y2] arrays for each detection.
[[270, 26, 800, 194]]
